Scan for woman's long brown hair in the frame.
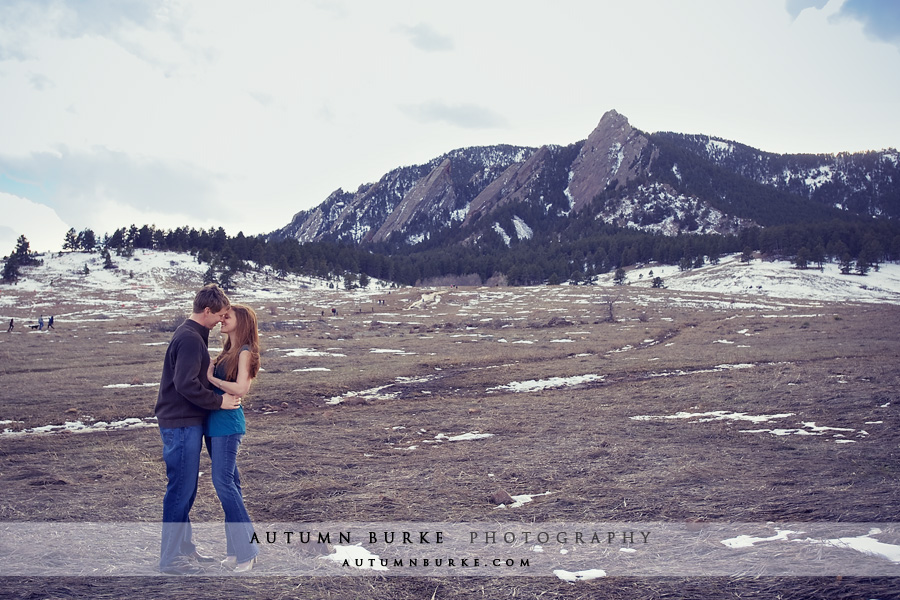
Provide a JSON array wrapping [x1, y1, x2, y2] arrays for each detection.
[[215, 303, 260, 385]]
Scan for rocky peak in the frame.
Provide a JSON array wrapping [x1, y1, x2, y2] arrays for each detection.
[[565, 109, 652, 212], [271, 108, 898, 250], [370, 158, 456, 242], [463, 145, 552, 227]]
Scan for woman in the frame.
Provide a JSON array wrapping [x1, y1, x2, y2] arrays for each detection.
[[206, 303, 261, 572]]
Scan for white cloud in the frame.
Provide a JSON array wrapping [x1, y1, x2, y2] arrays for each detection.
[[395, 23, 454, 52], [0, 147, 219, 224], [833, 0, 900, 50], [0, 192, 70, 254], [785, 0, 829, 20], [402, 101, 509, 130]]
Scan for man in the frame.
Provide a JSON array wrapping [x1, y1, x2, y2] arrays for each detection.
[[155, 283, 243, 575]]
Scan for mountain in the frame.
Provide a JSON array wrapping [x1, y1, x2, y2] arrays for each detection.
[[276, 145, 534, 245], [272, 110, 899, 249], [651, 132, 900, 219]]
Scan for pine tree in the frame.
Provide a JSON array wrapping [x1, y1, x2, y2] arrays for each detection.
[[203, 264, 218, 285], [106, 228, 125, 251], [219, 268, 236, 291], [839, 253, 854, 275], [13, 235, 39, 266], [3, 235, 41, 283], [794, 247, 810, 269], [63, 228, 79, 252], [812, 244, 826, 271], [103, 248, 116, 269], [1, 257, 20, 283], [77, 228, 97, 252]]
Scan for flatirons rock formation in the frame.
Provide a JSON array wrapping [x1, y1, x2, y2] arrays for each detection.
[[565, 109, 653, 212], [272, 110, 899, 247]]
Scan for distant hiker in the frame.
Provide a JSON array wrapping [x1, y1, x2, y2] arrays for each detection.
[[6, 319, 12, 332], [205, 303, 261, 572], [47, 316, 54, 330], [154, 283, 242, 575], [38, 315, 44, 331]]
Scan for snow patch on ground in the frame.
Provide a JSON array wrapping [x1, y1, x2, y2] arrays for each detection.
[[283, 348, 346, 358], [495, 491, 552, 509], [435, 431, 494, 442], [0, 249, 394, 324], [609, 254, 900, 304], [487, 374, 603, 393], [631, 411, 794, 423], [102, 383, 159, 389], [2, 417, 158, 436], [512, 216, 533, 240], [492, 222, 511, 246], [632, 411, 868, 443], [320, 544, 388, 571], [721, 527, 900, 564], [553, 568, 608, 582]]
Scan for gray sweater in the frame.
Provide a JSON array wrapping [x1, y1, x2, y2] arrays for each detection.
[[155, 319, 223, 428]]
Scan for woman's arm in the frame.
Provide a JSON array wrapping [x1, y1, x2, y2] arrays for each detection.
[[208, 350, 254, 397]]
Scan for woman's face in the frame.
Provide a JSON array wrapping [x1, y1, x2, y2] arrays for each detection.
[[220, 309, 238, 335]]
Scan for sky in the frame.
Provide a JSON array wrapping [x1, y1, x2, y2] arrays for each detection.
[[1, 0, 899, 253]]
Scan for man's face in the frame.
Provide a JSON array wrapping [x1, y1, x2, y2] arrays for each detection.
[[203, 306, 229, 330]]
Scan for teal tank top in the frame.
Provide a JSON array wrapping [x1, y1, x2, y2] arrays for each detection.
[[205, 346, 249, 437]]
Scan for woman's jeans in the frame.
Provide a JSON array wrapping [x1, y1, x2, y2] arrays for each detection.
[[206, 434, 259, 563]]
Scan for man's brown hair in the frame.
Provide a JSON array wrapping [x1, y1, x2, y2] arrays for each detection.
[[193, 283, 230, 314]]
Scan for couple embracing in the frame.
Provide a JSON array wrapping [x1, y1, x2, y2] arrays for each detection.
[[154, 284, 261, 575]]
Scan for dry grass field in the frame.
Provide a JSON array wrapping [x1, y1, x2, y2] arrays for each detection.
[[1, 257, 899, 598]]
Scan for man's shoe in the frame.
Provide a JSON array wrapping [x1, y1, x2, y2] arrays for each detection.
[[160, 557, 203, 575], [190, 550, 216, 563]]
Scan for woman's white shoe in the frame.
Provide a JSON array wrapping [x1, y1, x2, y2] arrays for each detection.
[[234, 557, 257, 573], [221, 555, 237, 570]]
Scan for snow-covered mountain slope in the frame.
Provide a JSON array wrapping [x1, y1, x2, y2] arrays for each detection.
[[0, 250, 389, 323], [655, 133, 900, 218], [1, 250, 898, 330], [603, 254, 900, 304], [272, 109, 898, 248]]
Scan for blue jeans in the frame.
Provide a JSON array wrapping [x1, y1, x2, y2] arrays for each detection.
[[206, 434, 258, 563], [159, 425, 204, 569]]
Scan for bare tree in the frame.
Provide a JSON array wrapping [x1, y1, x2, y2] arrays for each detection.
[[601, 295, 618, 323]]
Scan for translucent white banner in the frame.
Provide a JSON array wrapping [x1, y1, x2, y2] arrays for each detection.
[[1, 522, 899, 577]]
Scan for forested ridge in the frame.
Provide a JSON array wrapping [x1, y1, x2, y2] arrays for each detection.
[[647, 134, 848, 226], [5, 216, 899, 289]]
